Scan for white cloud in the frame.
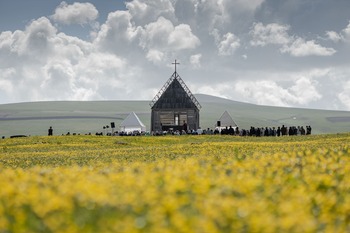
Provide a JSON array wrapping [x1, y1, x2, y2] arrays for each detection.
[[146, 49, 165, 63], [51, 1, 98, 25], [94, 10, 142, 54], [140, 17, 173, 50], [323, 21, 350, 44], [53, 33, 93, 64], [217, 33, 241, 56], [168, 24, 200, 50], [190, 54, 202, 68], [41, 60, 75, 98], [211, 29, 240, 55], [0, 68, 16, 94], [234, 77, 322, 107], [341, 21, 350, 42], [281, 38, 336, 57], [1, 1, 350, 111], [325, 31, 342, 42], [250, 22, 336, 57], [0, 31, 19, 54], [0, 17, 58, 75], [140, 17, 200, 52], [74, 52, 128, 98], [250, 22, 291, 46], [195, 83, 233, 99], [19, 17, 57, 58], [126, 0, 175, 25], [0, 16, 140, 103], [234, 80, 293, 106], [289, 77, 322, 104], [204, 0, 264, 29], [338, 81, 350, 110], [231, 0, 265, 11]]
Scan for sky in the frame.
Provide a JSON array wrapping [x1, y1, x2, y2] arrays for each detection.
[[0, 0, 350, 111]]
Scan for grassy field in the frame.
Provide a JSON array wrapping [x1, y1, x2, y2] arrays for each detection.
[[0, 133, 349, 232], [1, 94, 350, 137]]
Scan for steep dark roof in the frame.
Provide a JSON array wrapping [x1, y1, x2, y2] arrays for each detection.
[[150, 71, 201, 110]]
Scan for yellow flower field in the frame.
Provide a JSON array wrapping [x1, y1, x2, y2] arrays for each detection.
[[0, 134, 349, 233]]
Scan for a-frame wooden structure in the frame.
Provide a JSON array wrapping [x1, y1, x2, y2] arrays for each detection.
[[216, 110, 238, 128], [150, 61, 201, 132]]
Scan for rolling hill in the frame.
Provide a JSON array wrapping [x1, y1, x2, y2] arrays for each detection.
[[0, 94, 349, 137]]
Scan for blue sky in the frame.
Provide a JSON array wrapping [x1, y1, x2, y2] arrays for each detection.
[[1, 0, 350, 111]]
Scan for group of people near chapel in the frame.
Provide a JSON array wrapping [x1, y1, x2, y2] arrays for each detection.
[[47, 124, 312, 137], [215, 125, 312, 136]]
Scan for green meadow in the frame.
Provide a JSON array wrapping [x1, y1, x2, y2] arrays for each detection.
[[0, 94, 349, 137]]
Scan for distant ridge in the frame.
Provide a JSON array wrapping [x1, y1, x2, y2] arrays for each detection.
[[195, 94, 252, 105], [0, 94, 350, 136]]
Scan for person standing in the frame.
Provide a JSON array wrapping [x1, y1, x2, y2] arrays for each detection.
[[277, 126, 281, 136], [183, 121, 187, 133], [48, 126, 53, 136], [281, 125, 287, 136]]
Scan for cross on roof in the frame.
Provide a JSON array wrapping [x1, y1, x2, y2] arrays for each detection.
[[172, 60, 180, 73]]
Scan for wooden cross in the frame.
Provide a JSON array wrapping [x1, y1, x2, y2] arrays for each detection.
[[172, 60, 180, 73]]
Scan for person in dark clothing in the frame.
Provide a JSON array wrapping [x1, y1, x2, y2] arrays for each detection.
[[48, 126, 53, 136], [256, 128, 261, 137], [221, 127, 228, 135], [264, 127, 269, 136], [183, 121, 187, 132], [281, 125, 287, 136], [306, 126, 312, 135], [250, 126, 256, 136], [277, 127, 281, 136], [228, 126, 234, 135], [235, 127, 240, 136], [289, 127, 293, 136]]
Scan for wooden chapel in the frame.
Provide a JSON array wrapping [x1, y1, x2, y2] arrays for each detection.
[[150, 60, 201, 132]]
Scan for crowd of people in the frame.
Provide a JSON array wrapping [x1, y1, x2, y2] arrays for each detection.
[[153, 125, 312, 137], [214, 125, 312, 136], [1, 125, 312, 139]]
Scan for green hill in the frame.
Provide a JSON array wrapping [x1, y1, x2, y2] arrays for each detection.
[[0, 94, 349, 137]]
